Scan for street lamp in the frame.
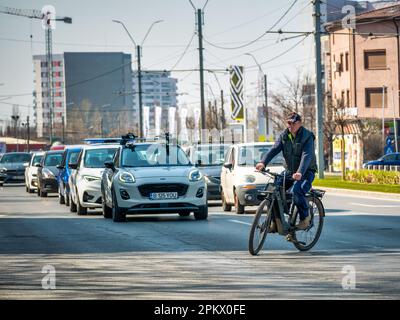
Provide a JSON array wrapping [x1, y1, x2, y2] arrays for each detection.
[[245, 53, 269, 138], [112, 19, 163, 137]]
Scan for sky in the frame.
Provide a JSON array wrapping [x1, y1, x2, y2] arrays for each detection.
[[0, 0, 318, 127]]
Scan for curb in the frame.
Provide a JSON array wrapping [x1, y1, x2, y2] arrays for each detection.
[[316, 187, 400, 200]]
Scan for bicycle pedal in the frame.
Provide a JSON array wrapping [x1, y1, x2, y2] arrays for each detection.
[[286, 234, 294, 242]]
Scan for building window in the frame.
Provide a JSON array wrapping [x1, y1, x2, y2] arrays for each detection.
[[345, 52, 349, 71], [366, 87, 387, 108], [364, 50, 386, 70], [41, 62, 48, 68], [341, 90, 345, 105], [346, 90, 350, 107]]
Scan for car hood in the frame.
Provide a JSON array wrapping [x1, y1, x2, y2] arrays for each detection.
[[79, 168, 105, 178], [234, 165, 285, 185], [125, 166, 195, 179], [198, 165, 222, 178], [0, 163, 26, 171], [43, 166, 59, 176]]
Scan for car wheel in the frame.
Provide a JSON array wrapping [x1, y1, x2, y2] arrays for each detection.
[[40, 190, 47, 197], [221, 190, 232, 212], [179, 212, 191, 217], [59, 188, 65, 205], [102, 197, 112, 219], [25, 185, 29, 193], [194, 205, 208, 220], [234, 191, 245, 214], [70, 194, 77, 213], [28, 188, 34, 194], [0, 182, 3, 187], [112, 188, 126, 222], [65, 192, 70, 206], [37, 188, 41, 196], [76, 190, 87, 216]]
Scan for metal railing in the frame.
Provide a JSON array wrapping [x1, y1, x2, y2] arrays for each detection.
[[365, 165, 400, 172]]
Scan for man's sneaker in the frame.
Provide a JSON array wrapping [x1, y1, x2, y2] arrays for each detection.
[[296, 215, 311, 230]]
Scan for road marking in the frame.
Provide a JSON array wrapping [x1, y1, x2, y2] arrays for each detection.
[[350, 202, 399, 208], [229, 219, 252, 226], [327, 211, 400, 216], [326, 193, 400, 202]]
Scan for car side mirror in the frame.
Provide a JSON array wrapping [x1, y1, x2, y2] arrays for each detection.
[[224, 163, 233, 170], [23, 162, 29, 167], [34, 163, 42, 168], [56, 165, 65, 170], [104, 161, 115, 171], [196, 159, 202, 166], [68, 163, 78, 170]]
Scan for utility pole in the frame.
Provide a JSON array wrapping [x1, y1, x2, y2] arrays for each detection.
[[26, 116, 30, 152], [382, 85, 387, 154], [264, 74, 269, 137], [196, 8, 206, 140], [313, 0, 325, 179], [220, 89, 225, 131], [61, 115, 65, 144], [137, 45, 143, 137]]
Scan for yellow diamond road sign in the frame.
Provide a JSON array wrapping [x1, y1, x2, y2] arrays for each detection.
[[230, 65, 244, 121]]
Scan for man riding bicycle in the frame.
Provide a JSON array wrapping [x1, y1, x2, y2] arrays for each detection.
[[255, 112, 317, 230]]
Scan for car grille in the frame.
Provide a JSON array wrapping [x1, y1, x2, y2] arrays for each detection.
[[5, 170, 24, 175], [138, 183, 189, 197]]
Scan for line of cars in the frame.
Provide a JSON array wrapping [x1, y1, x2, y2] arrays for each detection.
[[2, 136, 286, 220]]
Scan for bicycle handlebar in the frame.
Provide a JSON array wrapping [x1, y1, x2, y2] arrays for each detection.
[[256, 168, 294, 181]]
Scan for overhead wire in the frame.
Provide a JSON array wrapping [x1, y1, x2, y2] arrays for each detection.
[[203, 0, 299, 50]]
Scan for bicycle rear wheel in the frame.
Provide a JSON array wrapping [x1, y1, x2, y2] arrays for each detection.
[[292, 196, 324, 251], [248, 198, 273, 255]]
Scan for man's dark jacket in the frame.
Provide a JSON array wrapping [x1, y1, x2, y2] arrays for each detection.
[[261, 126, 317, 175]]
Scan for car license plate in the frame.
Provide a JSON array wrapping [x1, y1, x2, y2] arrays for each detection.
[[15, 176, 24, 180], [150, 192, 178, 200]]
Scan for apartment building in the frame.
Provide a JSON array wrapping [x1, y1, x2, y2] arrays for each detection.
[[33, 52, 133, 141], [132, 70, 178, 131], [324, 4, 400, 169]]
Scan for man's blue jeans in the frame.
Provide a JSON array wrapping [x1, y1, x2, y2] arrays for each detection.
[[277, 170, 315, 220]]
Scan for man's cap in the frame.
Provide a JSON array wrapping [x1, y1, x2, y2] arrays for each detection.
[[286, 112, 302, 123]]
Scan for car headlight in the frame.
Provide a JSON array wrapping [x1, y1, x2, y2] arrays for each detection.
[[0, 168, 7, 173], [83, 175, 101, 183], [42, 168, 55, 179], [118, 172, 135, 183], [189, 169, 203, 182], [244, 175, 256, 183]]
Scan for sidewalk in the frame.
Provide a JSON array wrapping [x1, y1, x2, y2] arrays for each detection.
[[319, 187, 400, 200]]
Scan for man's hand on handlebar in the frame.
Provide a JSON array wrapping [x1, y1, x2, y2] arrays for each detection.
[[292, 172, 302, 181], [255, 162, 265, 172]]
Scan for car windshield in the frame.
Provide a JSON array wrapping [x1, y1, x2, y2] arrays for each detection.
[[122, 144, 190, 167], [194, 145, 228, 166], [32, 154, 43, 165], [67, 150, 80, 165], [84, 148, 117, 168], [238, 146, 285, 166], [44, 153, 63, 167], [0, 153, 31, 163]]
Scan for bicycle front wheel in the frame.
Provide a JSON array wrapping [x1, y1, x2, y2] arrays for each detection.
[[292, 196, 324, 251], [248, 198, 273, 256]]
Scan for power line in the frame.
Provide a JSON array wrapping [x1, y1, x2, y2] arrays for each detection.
[[169, 30, 197, 71], [203, 0, 299, 50]]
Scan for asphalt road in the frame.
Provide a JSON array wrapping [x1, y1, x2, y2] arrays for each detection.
[[0, 184, 399, 299]]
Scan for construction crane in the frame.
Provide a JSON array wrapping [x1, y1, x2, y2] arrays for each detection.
[[0, 5, 72, 144]]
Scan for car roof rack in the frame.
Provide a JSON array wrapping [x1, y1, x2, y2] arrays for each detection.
[[83, 138, 122, 144]]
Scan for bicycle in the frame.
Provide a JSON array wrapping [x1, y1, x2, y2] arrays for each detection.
[[248, 169, 326, 255]]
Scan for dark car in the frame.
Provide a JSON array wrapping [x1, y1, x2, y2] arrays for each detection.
[[186, 144, 230, 200], [37, 150, 63, 197], [363, 152, 400, 168], [57, 146, 83, 205], [0, 152, 32, 186]]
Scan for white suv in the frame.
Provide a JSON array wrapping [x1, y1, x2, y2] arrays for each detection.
[[24, 152, 44, 193], [220, 142, 285, 214], [101, 139, 207, 222], [69, 145, 118, 215]]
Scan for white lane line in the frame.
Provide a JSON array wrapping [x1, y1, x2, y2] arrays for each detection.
[[327, 211, 400, 216], [350, 202, 399, 208], [229, 219, 252, 226], [326, 193, 400, 202]]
